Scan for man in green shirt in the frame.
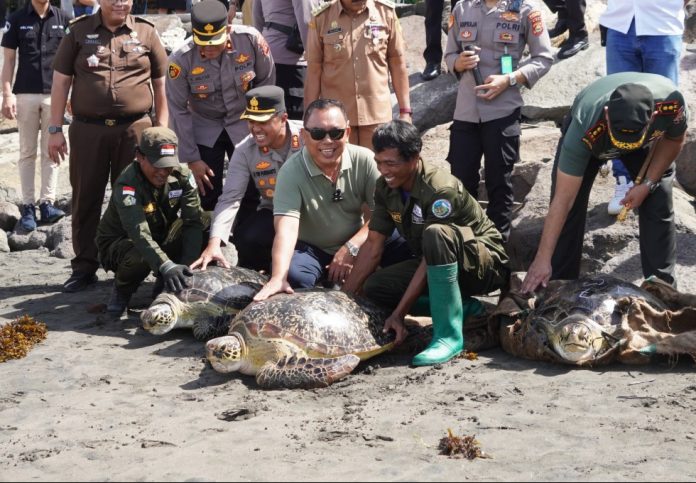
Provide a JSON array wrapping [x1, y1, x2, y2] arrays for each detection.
[[342, 120, 509, 366], [522, 73, 688, 294], [96, 127, 206, 316]]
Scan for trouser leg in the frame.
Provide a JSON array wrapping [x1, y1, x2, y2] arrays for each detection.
[[275, 63, 306, 121], [348, 124, 379, 151], [38, 94, 58, 204], [423, 0, 445, 65], [232, 207, 274, 271], [447, 119, 484, 199], [16, 94, 41, 205], [566, 0, 587, 38], [286, 240, 334, 289], [197, 130, 234, 211], [363, 258, 422, 309]]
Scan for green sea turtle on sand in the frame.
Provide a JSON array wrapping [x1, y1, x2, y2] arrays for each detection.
[[141, 266, 268, 340]]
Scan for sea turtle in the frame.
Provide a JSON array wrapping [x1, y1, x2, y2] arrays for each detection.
[[502, 275, 668, 365], [205, 289, 394, 389], [141, 266, 268, 340]]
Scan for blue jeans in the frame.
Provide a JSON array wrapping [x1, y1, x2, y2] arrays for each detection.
[[606, 18, 682, 180]]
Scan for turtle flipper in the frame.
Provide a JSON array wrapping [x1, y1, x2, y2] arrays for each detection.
[[256, 354, 360, 390], [192, 315, 234, 341]]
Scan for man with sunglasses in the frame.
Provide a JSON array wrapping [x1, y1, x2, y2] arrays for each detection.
[[522, 73, 688, 294], [191, 85, 304, 272], [253, 98, 412, 301], [342, 120, 509, 366]]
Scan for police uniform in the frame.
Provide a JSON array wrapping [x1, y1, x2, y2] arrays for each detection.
[[97, 143, 205, 296], [305, 0, 407, 148], [167, 0, 276, 211], [444, 0, 552, 241], [210, 86, 304, 271], [1, 3, 70, 219], [52, 12, 168, 286], [551, 72, 689, 286], [362, 159, 509, 308], [252, 0, 314, 119]]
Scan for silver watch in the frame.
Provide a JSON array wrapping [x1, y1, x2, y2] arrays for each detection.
[[48, 125, 63, 134], [345, 241, 359, 257], [645, 178, 659, 194], [508, 72, 517, 87]]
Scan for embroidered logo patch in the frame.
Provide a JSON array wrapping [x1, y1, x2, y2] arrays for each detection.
[[501, 11, 519, 21], [235, 53, 249, 64], [256, 161, 271, 170], [191, 66, 205, 75], [389, 211, 402, 223], [431, 199, 452, 218], [123, 195, 136, 206], [168, 189, 182, 199], [528, 10, 544, 36], [168, 62, 182, 79], [122, 186, 135, 197], [143, 202, 156, 214], [160, 144, 176, 156]]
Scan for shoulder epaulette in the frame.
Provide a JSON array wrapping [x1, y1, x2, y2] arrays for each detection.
[[68, 14, 88, 25], [232, 24, 258, 36], [312, 1, 333, 17], [375, 0, 395, 8], [134, 16, 155, 27]]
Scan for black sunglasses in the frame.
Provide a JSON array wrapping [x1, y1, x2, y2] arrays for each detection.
[[305, 127, 346, 141]]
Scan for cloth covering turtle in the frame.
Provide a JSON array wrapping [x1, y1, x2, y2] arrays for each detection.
[[141, 266, 268, 340]]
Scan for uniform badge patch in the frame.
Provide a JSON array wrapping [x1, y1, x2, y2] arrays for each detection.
[[656, 100, 679, 115], [581, 120, 606, 149], [528, 10, 544, 36], [412, 204, 424, 224], [431, 199, 452, 218], [501, 11, 519, 21], [195, 84, 209, 91], [389, 211, 402, 223], [191, 66, 205, 75], [448, 14, 454, 30], [235, 53, 250, 64], [168, 62, 182, 79], [240, 71, 255, 92], [143, 202, 156, 214], [265, 189, 274, 198], [461, 30, 472, 39], [499, 32, 513, 41], [122, 186, 135, 197], [256, 161, 271, 170], [269, 177, 276, 185], [168, 189, 182, 199], [123, 195, 136, 206]]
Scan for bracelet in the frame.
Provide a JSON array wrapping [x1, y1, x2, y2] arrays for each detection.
[[399, 107, 413, 114]]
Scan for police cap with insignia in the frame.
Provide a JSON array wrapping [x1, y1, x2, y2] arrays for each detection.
[[240, 86, 286, 122], [605, 83, 655, 149], [192, 0, 228, 46], [139, 127, 180, 168]]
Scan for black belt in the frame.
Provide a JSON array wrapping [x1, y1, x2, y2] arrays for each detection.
[[264, 21, 294, 36], [74, 113, 148, 127]]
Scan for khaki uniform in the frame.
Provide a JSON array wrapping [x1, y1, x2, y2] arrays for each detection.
[[364, 160, 510, 308], [305, 0, 404, 127], [167, 27, 276, 163], [96, 162, 205, 292], [52, 13, 168, 276]]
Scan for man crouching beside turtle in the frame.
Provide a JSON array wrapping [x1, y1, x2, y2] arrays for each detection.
[[342, 121, 510, 366], [96, 127, 207, 316]]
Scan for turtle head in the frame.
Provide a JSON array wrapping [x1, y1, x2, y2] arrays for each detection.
[[206, 333, 246, 373], [141, 293, 184, 335], [547, 313, 608, 363]]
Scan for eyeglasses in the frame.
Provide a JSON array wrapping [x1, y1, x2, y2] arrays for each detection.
[[305, 127, 346, 141]]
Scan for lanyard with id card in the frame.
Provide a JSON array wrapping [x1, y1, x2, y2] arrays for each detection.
[[501, 45, 513, 74]]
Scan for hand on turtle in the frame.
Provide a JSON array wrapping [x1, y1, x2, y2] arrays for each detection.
[[521, 258, 551, 294], [191, 242, 230, 270], [253, 277, 294, 302], [160, 261, 193, 292], [327, 245, 354, 284], [383, 313, 408, 346]]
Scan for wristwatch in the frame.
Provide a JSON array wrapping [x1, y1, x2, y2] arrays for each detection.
[[645, 178, 659, 194], [48, 125, 63, 134], [508, 72, 517, 87], [345, 241, 359, 257]]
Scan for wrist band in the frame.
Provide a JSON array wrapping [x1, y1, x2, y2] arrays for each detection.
[[399, 108, 413, 114]]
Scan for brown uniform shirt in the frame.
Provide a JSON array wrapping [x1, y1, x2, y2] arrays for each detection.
[[52, 13, 168, 118], [305, 0, 404, 126]]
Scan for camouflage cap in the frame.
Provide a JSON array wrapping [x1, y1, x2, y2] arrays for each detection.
[[139, 127, 180, 168]]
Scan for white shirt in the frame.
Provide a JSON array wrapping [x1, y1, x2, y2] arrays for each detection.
[[599, 0, 684, 36]]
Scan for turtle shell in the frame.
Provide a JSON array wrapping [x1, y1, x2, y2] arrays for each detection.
[[229, 289, 394, 358]]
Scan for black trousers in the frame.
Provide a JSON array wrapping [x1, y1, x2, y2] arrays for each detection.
[[275, 63, 306, 121], [542, 0, 587, 38], [423, 0, 461, 65], [231, 207, 274, 272], [550, 115, 676, 286], [447, 109, 521, 242]]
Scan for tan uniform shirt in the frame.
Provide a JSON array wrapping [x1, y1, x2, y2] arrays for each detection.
[[166, 26, 276, 163], [305, 0, 404, 126], [252, 0, 315, 66], [444, 0, 553, 122], [52, 13, 168, 118], [210, 120, 304, 241]]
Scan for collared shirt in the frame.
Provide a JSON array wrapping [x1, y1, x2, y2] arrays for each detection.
[[252, 0, 314, 65], [166, 25, 276, 163], [444, 0, 553, 123], [1, 3, 71, 94], [559, 72, 689, 177], [305, 0, 404, 126], [96, 161, 204, 272], [273, 143, 378, 254], [210, 120, 304, 241], [52, 12, 168, 118], [599, 1, 684, 36], [369, 159, 507, 262]]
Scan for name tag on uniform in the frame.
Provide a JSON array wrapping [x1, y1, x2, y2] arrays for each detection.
[[412, 204, 424, 224], [168, 189, 182, 199]]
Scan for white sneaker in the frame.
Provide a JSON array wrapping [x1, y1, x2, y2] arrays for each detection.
[[607, 175, 634, 215]]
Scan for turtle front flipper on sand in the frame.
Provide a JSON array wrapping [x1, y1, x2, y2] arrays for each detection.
[[256, 354, 361, 389]]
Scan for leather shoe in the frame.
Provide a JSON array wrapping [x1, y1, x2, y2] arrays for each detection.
[[421, 63, 441, 81], [557, 36, 589, 60], [548, 19, 568, 38], [63, 271, 98, 293]]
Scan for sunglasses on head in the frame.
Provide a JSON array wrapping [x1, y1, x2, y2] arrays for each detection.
[[305, 127, 346, 141]]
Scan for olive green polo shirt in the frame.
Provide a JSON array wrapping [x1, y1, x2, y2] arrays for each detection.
[[369, 159, 507, 262], [273, 144, 379, 254], [96, 162, 204, 272], [560, 72, 689, 176]]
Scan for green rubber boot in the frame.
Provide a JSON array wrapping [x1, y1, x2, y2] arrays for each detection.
[[412, 263, 483, 366]]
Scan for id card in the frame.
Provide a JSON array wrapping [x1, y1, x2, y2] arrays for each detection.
[[501, 54, 513, 74]]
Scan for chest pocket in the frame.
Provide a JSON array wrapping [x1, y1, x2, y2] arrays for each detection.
[[322, 31, 349, 63], [457, 24, 478, 46], [234, 69, 256, 94], [17, 28, 37, 54], [46, 26, 65, 51], [364, 25, 388, 57], [122, 40, 151, 69], [190, 81, 218, 101], [493, 22, 521, 59]]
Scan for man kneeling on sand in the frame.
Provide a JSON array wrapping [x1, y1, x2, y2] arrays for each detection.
[[96, 127, 206, 316]]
